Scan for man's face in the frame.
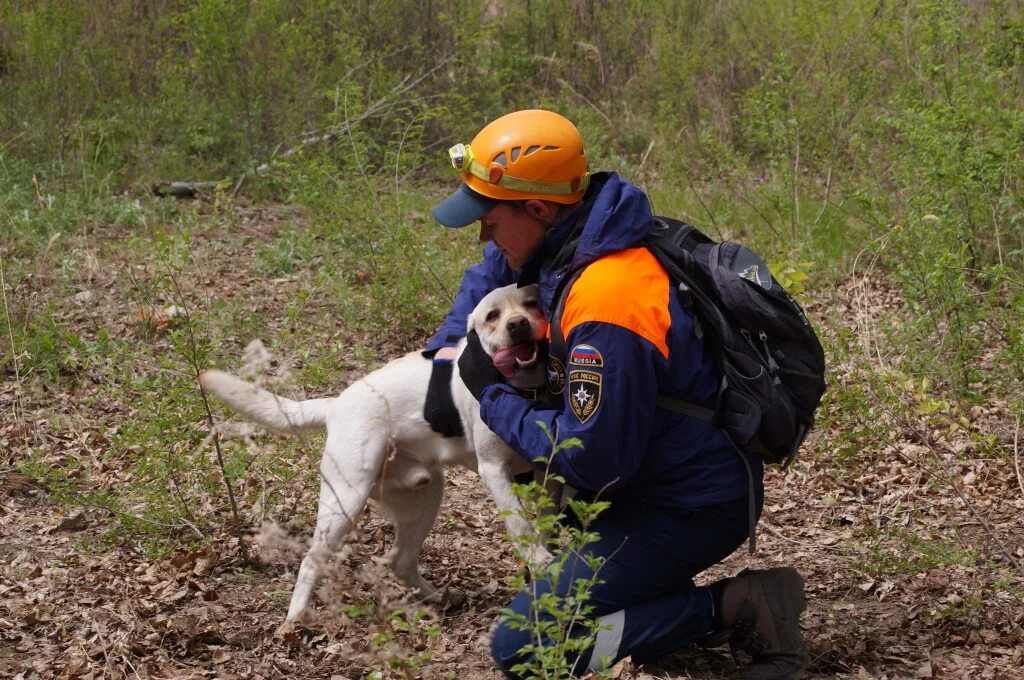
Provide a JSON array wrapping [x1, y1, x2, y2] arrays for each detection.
[[478, 202, 549, 271]]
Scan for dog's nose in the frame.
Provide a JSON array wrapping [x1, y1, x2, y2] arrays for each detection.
[[507, 316, 533, 344], [506, 316, 529, 333]]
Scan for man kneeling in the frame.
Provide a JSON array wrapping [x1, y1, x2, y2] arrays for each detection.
[[422, 109, 809, 680]]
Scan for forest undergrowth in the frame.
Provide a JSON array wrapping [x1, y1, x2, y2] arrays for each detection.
[[2, 1, 1022, 678]]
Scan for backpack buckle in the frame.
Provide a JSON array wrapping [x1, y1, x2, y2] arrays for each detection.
[[677, 281, 694, 309]]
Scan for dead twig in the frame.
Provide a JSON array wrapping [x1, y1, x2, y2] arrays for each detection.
[[555, 76, 612, 126], [31, 174, 48, 210], [165, 449, 205, 540], [148, 257, 247, 552], [849, 232, 891, 371], [267, 56, 453, 168], [75, 498, 203, 535], [0, 256, 24, 434], [636, 139, 656, 177], [1013, 412, 1023, 499]]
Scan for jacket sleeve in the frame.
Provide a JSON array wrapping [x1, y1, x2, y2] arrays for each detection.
[[478, 319, 666, 492], [424, 244, 515, 356]]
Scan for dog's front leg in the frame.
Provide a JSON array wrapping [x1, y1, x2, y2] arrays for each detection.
[[476, 452, 553, 571]]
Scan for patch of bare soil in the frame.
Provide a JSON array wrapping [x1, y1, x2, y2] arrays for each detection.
[[6, 446, 1022, 680], [2, 204, 1022, 679]]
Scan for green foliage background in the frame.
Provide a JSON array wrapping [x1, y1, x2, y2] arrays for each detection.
[[4, 0, 1022, 264], [1, 0, 1022, 547]]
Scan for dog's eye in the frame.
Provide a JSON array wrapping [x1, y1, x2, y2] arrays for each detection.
[[523, 299, 538, 308], [486, 310, 500, 322]]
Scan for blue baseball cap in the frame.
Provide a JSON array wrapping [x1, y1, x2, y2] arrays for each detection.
[[431, 184, 498, 228]]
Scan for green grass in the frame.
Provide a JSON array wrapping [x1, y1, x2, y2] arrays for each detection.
[[1, 156, 482, 556], [862, 529, 981, 577], [1, 0, 1020, 584]]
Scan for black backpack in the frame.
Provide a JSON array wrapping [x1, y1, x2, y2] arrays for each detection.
[[550, 216, 826, 467]]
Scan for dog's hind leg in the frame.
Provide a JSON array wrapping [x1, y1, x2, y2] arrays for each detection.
[[377, 466, 445, 601], [285, 425, 386, 621]]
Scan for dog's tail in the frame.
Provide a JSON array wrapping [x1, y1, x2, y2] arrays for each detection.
[[199, 369, 331, 434]]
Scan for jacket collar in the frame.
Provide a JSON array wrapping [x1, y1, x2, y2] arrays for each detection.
[[519, 172, 653, 314]]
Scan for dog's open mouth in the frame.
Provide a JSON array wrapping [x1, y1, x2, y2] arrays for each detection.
[[492, 342, 540, 378]]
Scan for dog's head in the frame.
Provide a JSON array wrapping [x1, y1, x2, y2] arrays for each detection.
[[467, 284, 549, 389]]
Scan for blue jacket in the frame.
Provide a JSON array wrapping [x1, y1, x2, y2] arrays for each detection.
[[427, 173, 761, 508]]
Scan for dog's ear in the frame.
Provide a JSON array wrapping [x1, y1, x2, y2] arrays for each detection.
[[465, 299, 484, 336], [464, 308, 489, 354]]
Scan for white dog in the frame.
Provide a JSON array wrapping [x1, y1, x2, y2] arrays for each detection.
[[199, 284, 551, 621]]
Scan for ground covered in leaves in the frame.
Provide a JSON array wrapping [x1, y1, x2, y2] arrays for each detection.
[[2, 201, 1022, 679]]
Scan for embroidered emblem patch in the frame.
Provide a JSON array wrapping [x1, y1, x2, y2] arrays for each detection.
[[568, 369, 602, 424], [547, 355, 566, 394], [739, 263, 772, 290], [569, 344, 604, 367]]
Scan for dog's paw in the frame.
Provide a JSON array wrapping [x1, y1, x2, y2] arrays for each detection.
[[441, 586, 467, 609], [274, 619, 304, 646]]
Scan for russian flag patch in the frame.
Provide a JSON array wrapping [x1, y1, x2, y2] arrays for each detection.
[[568, 344, 603, 368]]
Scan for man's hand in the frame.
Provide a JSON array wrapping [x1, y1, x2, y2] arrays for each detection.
[[458, 330, 505, 401], [423, 358, 464, 437]]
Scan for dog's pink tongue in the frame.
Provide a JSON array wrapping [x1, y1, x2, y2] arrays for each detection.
[[492, 348, 519, 378], [492, 343, 534, 378]]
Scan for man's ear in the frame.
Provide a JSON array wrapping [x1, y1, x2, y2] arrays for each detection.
[[523, 199, 559, 222]]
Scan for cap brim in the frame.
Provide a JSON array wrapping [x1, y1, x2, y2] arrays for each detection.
[[431, 185, 497, 228]]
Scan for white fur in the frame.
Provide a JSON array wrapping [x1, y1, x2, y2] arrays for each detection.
[[200, 284, 552, 621]]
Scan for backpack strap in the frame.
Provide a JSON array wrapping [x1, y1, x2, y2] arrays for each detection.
[[549, 269, 584, 361], [551, 222, 723, 426], [657, 383, 758, 554], [654, 394, 716, 421], [736, 441, 759, 555]]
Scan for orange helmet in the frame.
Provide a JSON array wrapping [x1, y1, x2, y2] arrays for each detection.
[[433, 109, 590, 228]]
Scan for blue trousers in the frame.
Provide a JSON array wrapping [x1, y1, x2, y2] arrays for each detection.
[[490, 494, 761, 677]]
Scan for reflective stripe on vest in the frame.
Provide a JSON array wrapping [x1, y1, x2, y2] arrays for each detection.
[[588, 609, 626, 671]]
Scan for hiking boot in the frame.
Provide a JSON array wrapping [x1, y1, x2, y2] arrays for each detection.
[[718, 567, 808, 680]]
